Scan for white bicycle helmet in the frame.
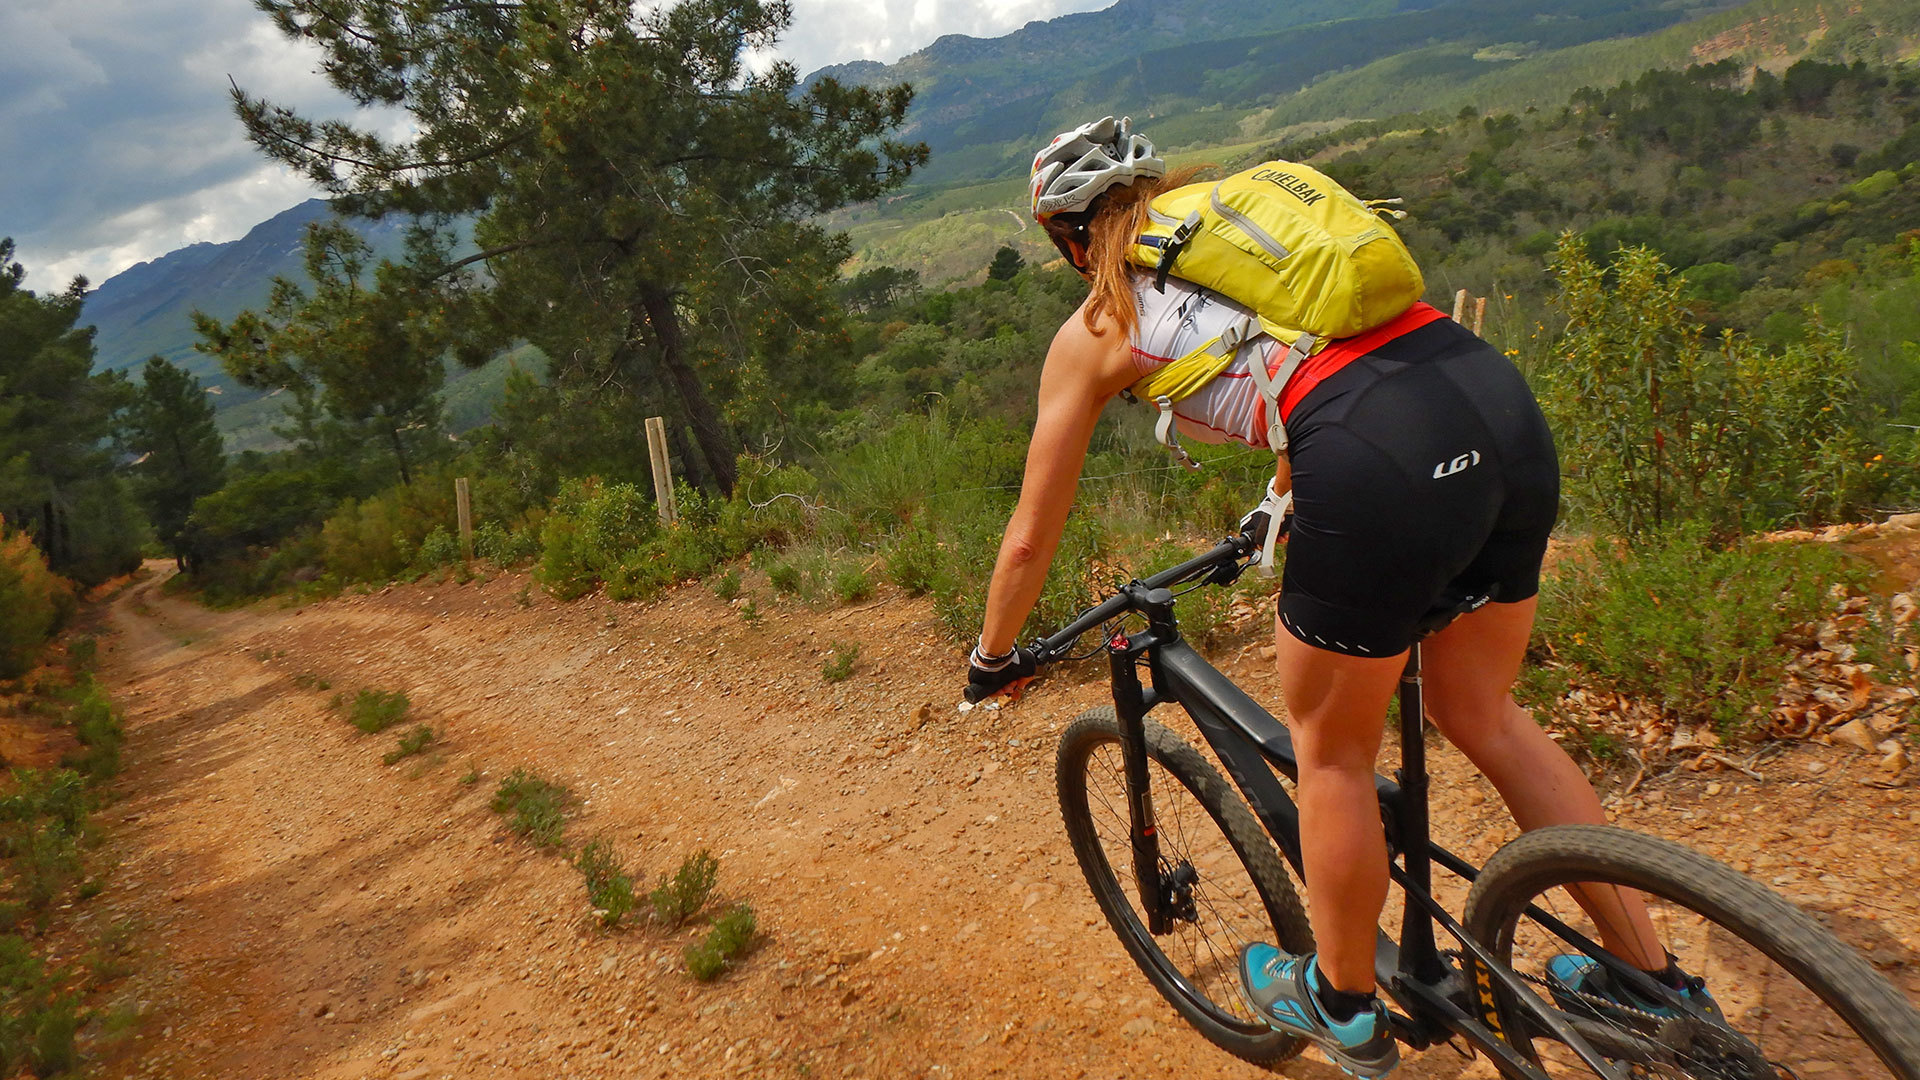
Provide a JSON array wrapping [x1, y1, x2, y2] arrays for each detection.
[[1028, 115, 1166, 224]]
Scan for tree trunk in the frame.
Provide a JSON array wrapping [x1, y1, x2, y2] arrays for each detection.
[[387, 422, 414, 487], [667, 420, 705, 492], [637, 287, 738, 494]]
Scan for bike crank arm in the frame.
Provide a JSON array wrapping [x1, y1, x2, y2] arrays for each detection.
[[1390, 867, 1635, 1080]]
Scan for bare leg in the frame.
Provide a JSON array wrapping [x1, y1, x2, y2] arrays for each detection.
[[1273, 617, 1405, 994], [1423, 597, 1665, 968]]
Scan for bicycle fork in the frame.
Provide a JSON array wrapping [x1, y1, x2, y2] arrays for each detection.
[[1109, 628, 1175, 934]]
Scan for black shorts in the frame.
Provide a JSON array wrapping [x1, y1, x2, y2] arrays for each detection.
[[1277, 318, 1559, 658]]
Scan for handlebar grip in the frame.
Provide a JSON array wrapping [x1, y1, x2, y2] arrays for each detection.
[[962, 685, 986, 704]]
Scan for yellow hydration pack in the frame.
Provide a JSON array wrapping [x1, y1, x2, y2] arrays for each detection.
[[1125, 160, 1423, 460]]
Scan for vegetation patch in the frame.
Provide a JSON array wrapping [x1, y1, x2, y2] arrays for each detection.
[[382, 724, 436, 765], [490, 769, 570, 848], [820, 641, 859, 683], [1527, 528, 1877, 736], [573, 837, 637, 928], [60, 678, 124, 783], [685, 902, 757, 981], [345, 688, 411, 734], [649, 849, 718, 928]]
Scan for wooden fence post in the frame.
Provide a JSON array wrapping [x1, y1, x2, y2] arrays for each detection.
[[455, 477, 473, 563], [1452, 289, 1490, 337], [645, 416, 677, 525]]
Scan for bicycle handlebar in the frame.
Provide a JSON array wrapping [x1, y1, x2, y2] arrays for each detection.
[[960, 529, 1260, 704], [1029, 531, 1257, 665]]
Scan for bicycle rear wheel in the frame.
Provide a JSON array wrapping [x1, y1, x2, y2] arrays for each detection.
[[1056, 706, 1312, 1067], [1463, 824, 1920, 1079]]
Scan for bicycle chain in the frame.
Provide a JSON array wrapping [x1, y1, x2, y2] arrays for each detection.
[[1440, 951, 1669, 1025], [1446, 955, 1779, 1080]]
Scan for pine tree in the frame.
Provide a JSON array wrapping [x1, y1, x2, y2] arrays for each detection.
[[0, 239, 143, 583], [193, 221, 448, 488], [228, 0, 927, 493], [122, 357, 226, 570], [987, 245, 1025, 282]]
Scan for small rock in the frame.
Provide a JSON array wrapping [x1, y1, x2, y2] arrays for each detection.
[[1883, 512, 1920, 533], [1121, 1017, 1156, 1039], [312, 1001, 331, 1018], [1878, 742, 1909, 785], [1704, 782, 1722, 796], [1805, 760, 1828, 775], [1829, 719, 1879, 753]]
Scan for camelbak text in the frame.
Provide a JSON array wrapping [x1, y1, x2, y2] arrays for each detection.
[[1250, 169, 1326, 207]]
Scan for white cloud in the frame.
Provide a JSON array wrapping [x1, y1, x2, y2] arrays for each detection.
[[773, 0, 1110, 72], [4, 0, 1110, 291]]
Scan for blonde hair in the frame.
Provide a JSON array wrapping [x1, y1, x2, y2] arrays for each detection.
[[1060, 165, 1207, 339]]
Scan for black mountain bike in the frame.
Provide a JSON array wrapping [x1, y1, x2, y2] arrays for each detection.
[[1008, 530, 1920, 1078]]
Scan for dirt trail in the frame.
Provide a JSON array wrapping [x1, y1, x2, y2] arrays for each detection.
[[86, 563, 1920, 1079]]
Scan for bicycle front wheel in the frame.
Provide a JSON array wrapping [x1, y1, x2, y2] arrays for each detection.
[[1463, 824, 1920, 1078], [1056, 706, 1312, 1068]]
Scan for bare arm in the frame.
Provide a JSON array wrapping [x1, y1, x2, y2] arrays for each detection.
[[977, 303, 1138, 655]]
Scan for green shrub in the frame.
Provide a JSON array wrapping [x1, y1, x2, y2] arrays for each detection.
[[574, 836, 636, 928], [64, 638, 96, 671], [650, 849, 718, 927], [685, 902, 756, 981], [346, 689, 410, 734], [0, 934, 83, 1077], [61, 678, 124, 783], [881, 518, 943, 597], [318, 480, 457, 584], [1529, 527, 1870, 735], [490, 769, 569, 847], [710, 569, 741, 601], [832, 563, 872, 605], [536, 478, 657, 600], [382, 725, 435, 765], [0, 530, 72, 682], [414, 526, 461, 570], [763, 554, 802, 595], [291, 672, 330, 691], [1544, 238, 1892, 538], [821, 641, 858, 683], [0, 770, 91, 923], [474, 521, 541, 565]]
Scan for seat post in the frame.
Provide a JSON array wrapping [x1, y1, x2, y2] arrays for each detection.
[[1396, 642, 1447, 983]]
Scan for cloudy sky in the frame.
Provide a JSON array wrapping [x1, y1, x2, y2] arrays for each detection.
[[1, 0, 1107, 292]]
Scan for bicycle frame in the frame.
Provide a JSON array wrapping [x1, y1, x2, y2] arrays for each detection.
[[1061, 558, 1636, 1079]]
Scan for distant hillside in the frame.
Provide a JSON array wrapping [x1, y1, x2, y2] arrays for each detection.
[[78, 200, 505, 451], [810, 0, 1748, 187], [829, 0, 1920, 286], [82, 199, 413, 383]]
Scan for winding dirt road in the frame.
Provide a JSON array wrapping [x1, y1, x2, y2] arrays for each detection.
[[86, 563, 1920, 1079]]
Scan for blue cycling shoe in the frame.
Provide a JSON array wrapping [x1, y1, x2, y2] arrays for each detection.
[[1237, 944, 1399, 1078], [1546, 954, 1722, 1022]]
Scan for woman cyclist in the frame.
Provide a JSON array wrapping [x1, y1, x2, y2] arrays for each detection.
[[963, 117, 1700, 1077]]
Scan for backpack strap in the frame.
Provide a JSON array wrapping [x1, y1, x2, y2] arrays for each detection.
[[1248, 331, 1318, 455], [1152, 397, 1200, 471], [1151, 211, 1205, 293], [1144, 313, 1263, 469]]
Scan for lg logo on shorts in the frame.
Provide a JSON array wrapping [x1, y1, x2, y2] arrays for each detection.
[[1432, 450, 1482, 479]]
